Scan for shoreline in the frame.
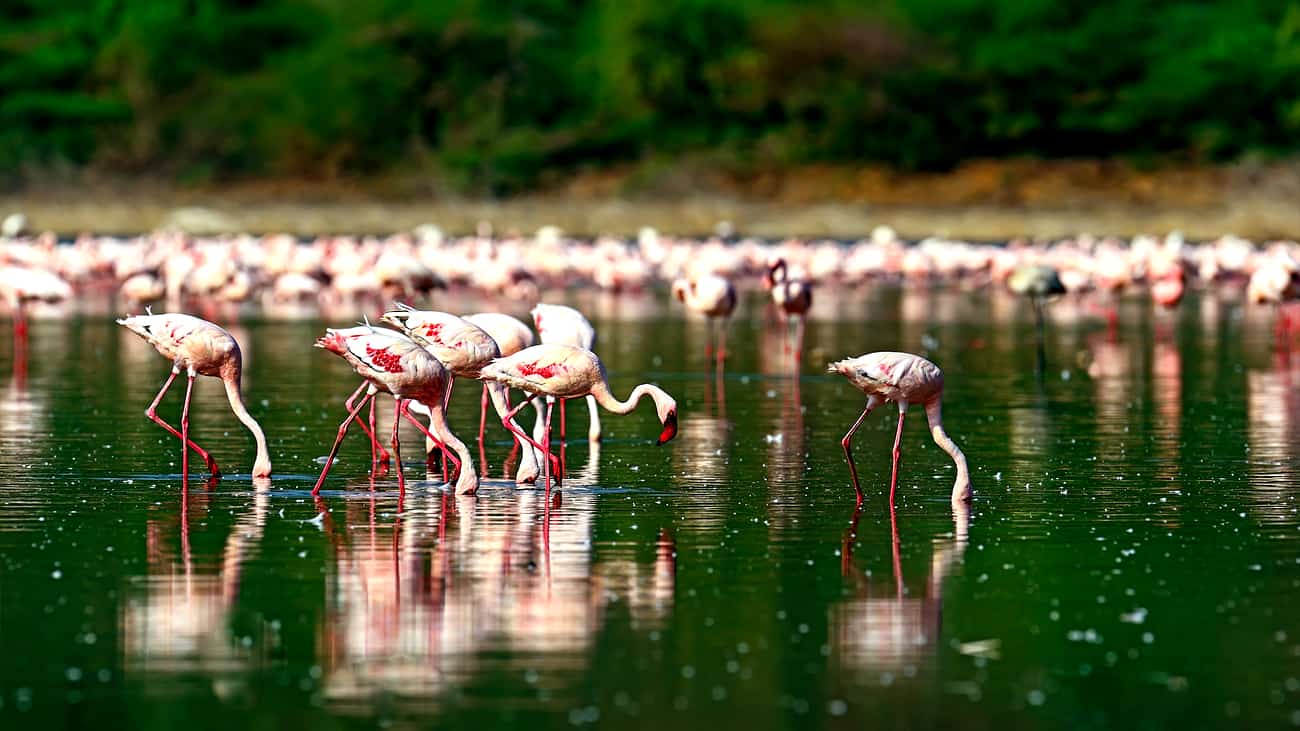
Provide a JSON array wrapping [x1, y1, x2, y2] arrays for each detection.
[[6, 159, 1300, 240]]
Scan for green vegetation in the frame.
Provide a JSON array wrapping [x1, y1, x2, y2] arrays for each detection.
[[3, 0, 1300, 193]]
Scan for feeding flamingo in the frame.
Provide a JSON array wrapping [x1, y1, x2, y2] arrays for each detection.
[[763, 259, 812, 363], [671, 273, 737, 367], [117, 312, 271, 482], [380, 305, 540, 484], [479, 343, 679, 493], [828, 351, 971, 507], [313, 324, 477, 496], [531, 303, 602, 442]]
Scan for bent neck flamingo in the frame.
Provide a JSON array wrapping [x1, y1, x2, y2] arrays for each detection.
[[828, 351, 971, 507], [763, 259, 812, 366], [118, 312, 271, 481], [479, 343, 678, 495], [314, 325, 478, 497]]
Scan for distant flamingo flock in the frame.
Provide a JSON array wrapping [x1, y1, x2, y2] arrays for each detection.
[[9, 220, 1300, 509]]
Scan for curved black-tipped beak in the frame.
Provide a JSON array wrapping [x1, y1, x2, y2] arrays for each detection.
[[656, 410, 678, 446]]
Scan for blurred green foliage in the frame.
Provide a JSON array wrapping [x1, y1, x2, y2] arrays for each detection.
[[3, 0, 1300, 192]]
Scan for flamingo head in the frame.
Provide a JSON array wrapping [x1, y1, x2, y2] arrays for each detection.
[[116, 312, 164, 341], [314, 328, 352, 355], [655, 396, 679, 446]]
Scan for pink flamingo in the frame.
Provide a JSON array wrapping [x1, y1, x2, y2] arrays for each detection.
[[313, 325, 477, 496], [671, 273, 737, 366], [117, 312, 272, 481], [763, 259, 812, 363], [828, 351, 971, 507], [531, 303, 602, 442], [380, 306, 540, 484], [479, 343, 679, 493]]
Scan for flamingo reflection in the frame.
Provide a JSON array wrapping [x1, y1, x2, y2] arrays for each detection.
[[121, 480, 270, 683], [316, 489, 675, 708], [830, 501, 968, 680]]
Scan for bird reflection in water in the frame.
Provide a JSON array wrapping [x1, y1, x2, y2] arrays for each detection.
[[1247, 348, 1300, 524], [121, 478, 271, 689], [830, 500, 969, 684], [314, 488, 675, 711]]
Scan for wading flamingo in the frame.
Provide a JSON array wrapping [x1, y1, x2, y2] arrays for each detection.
[[1008, 264, 1066, 372], [479, 343, 679, 493], [313, 325, 477, 496], [117, 312, 271, 481], [531, 303, 602, 443], [380, 305, 540, 483], [828, 351, 971, 507], [763, 259, 812, 363], [671, 273, 737, 367]]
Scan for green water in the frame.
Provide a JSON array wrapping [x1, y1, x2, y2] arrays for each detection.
[[1, 287, 1298, 729]]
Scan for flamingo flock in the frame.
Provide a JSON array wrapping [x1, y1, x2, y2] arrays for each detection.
[[31, 218, 1300, 514], [1, 226, 1298, 324]]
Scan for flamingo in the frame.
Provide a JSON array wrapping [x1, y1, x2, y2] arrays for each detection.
[[117, 312, 272, 481], [671, 273, 737, 367], [0, 265, 72, 336], [479, 343, 679, 493], [313, 324, 477, 496], [380, 305, 540, 484], [1008, 263, 1066, 372], [763, 259, 812, 363], [531, 303, 602, 442], [828, 351, 971, 507]]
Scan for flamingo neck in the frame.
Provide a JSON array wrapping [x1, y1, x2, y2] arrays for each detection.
[[590, 380, 665, 416], [222, 364, 272, 477], [930, 423, 970, 502]]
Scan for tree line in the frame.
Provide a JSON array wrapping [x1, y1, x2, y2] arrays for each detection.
[[3, 0, 1299, 193]]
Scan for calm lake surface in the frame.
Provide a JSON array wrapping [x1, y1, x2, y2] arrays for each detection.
[[1, 286, 1298, 729]]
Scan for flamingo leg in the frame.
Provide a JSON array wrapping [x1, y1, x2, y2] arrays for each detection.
[[146, 368, 220, 476], [793, 315, 805, 364], [717, 317, 729, 364], [543, 398, 555, 495], [501, 393, 562, 484], [478, 384, 489, 473], [889, 402, 909, 508], [392, 399, 405, 507], [312, 390, 372, 495], [180, 369, 196, 483], [840, 395, 881, 506], [345, 381, 389, 466], [401, 403, 461, 479], [479, 384, 489, 444], [440, 378, 456, 479]]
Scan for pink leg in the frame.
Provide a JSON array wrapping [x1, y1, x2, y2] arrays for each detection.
[[392, 399, 405, 507], [543, 399, 555, 496], [181, 370, 195, 483], [501, 393, 562, 482], [146, 369, 220, 476], [345, 382, 389, 466], [840, 396, 881, 506], [889, 403, 908, 508], [479, 384, 489, 446], [402, 403, 461, 478], [478, 384, 489, 474], [790, 314, 800, 361], [312, 391, 372, 494]]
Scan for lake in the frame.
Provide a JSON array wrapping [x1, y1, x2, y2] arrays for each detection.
[[1, 285, 1297, 729]]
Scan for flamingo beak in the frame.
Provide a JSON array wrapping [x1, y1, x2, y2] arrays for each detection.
[[656, 410, 678, 446]]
